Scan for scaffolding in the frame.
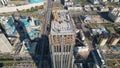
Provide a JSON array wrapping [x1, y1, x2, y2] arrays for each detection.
[[49, 10, 76, 68]]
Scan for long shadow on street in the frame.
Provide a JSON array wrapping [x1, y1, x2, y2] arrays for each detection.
[[12, 14, 51, 68]]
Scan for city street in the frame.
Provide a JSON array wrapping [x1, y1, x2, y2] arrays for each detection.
[[38, 0, 52, 68], [0, 2, 44, 13]]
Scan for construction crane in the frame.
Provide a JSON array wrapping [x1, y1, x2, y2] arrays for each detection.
[[53, 10, 58, 21]]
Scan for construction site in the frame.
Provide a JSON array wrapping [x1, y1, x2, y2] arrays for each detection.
[[82, 15, 109, 23], [49, 9, 76, 68], [48, 8, 94, 68], [49, 10, 76, 46]]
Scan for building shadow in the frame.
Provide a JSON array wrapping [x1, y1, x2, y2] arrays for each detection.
[[61, 0, 65, 5], [98, 12, 114, 22], [0, 22, 8, 37], [13, 14, 38, 67], [0, 63, 3, 68], [11, 14, 50, 68], [40, 34, 51, 68], [40, 12, 53, 68]]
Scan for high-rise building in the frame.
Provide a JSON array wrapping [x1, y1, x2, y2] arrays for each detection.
[[108, 8, 120, 23], [49, 10, 76, 68], [106, 27, 120, 46], [110, 37, 120, 46], [91, 49, 107, 68], [0, 0, 8, 6], [0, 29, 13, 53], [98, 33, 108, 46], [108, 34, 120, 46]]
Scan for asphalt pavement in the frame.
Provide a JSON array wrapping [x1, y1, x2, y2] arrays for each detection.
[[38, 0, 52, 68]]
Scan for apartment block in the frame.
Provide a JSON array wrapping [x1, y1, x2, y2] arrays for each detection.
[[108, 8, 120, 23], [99, 33, 108, 46]]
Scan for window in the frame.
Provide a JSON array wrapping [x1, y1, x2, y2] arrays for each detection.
[[54, 46, 61, 52]]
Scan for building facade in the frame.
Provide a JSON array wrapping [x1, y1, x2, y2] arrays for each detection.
[[99, 33, 108, 46], [0, 16, 17, 35], [0, 0, 8, 6], [49, 10, 76, 68], [108, 34, 120, 46], [0, 29, 13, 53], [108, 8, 120, 23]]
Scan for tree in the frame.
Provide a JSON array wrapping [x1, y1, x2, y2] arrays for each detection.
[[39, 6, 43, 9], [30, 7, 34, 12]]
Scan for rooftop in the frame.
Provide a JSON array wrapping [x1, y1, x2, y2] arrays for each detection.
[[111, 8, 120, 17], [91, 27, 108, 36], [83, 15, 108, 23], [106, 27, 116, 34], [50, 10, 75, 35]]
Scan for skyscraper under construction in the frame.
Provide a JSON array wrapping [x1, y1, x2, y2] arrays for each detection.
[[49, 10, 76, 68]]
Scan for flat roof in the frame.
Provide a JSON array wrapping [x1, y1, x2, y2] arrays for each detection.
[[83, 15, 108, 23], [106, 27, 116, 34], [111, 8, 120, 17], [50, 10, 75, 35]]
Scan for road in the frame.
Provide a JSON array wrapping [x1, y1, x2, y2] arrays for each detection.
[[0, 2, 44, 13], [38, 0, 52, 68]]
